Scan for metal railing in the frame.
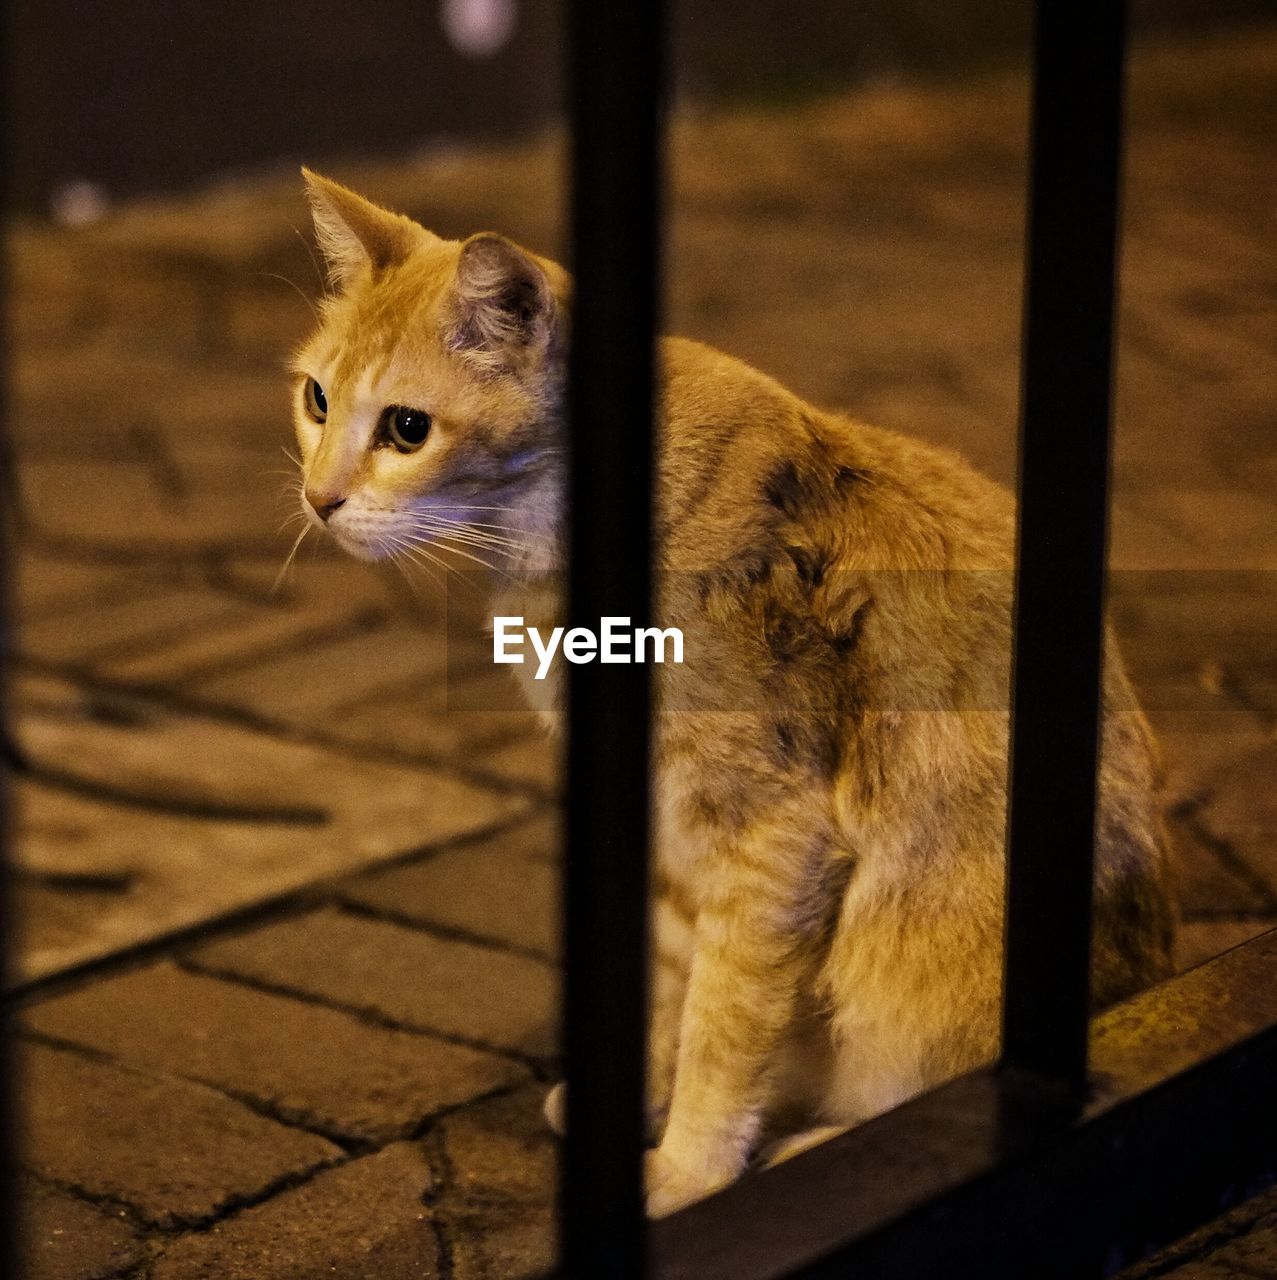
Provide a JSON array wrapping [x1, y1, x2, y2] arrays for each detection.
[[559, 0, 1277, 1276]]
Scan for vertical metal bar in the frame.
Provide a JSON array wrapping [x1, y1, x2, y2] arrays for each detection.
[[1, 145, 16, 1278], [561, 1, 664, 1275], [1002, 0, 1128, 1089]]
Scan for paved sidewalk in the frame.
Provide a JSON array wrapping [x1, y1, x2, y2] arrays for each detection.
[[9, 24, 1277, 1280]]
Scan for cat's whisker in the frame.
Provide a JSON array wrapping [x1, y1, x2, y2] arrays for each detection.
[[403, 543, 464, 592], [414, 536, 499, 574], [386, 540, 446, 592], [429, 504, 522, 514], [256, 271, 318, 320], [402, 526, 524, 579], [281, 446, 303, 468], [396, 536, 491, 595], [287, 220, 327, 290], [409, 522, 525, 555], [272, 525, 311, 595], [407, 512, 529, 545], [412, 516, 527, 547]]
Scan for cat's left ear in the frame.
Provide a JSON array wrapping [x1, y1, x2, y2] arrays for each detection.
[[302, 168, 432, 288], [449, 233, 559, 365]]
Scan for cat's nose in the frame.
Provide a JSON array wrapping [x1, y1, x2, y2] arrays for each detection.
[[306, 489, 347, 522]]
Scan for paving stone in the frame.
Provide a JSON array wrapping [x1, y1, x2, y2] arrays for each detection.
[[1128, 490, 1277, 572], [1176, 919, 1277, 974], [318, 660, 531, 761], [1144, 1262, 1250, 1280], [103, 598, 375, 686], [14, 554, 171, 622], [1204, 1209, 1277, 1278], [23, 962, 526, 1143], [221, 281, 314, 362], [14, 674, 529, 982], [441, 1086, 556, 1280], [1154, 721, 1273, 813], [1165, 811, 1273, 924], [190, 908, 558, 1060], [1118, 1185, 1277, 1280], [441, 1085, 556, 1205], [19, 587, 244, 670], [191, 620, 455, 723], [341, 814, 560, 959], [450, 1202, 555, 1280], [1111, 572, 1277, 686], [151, 1143, 439, 1280], [19, 1174, 145, 1280], [481, 734, 560, 793], [20, 1040, 339, 1228], [1198, 742, 1277, 895], [19, 452, 278, 555]]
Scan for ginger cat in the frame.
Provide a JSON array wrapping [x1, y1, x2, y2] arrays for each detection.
[[290, 171, 1175, 1217]]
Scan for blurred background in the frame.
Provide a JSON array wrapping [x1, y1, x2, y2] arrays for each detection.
[[6, 2, 1276, 1278]]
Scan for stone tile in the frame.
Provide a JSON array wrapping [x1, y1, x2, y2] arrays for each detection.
[[19, 587, 243, 670], [1108, 500, 1217, 573], [450, 1202, 555, 1280], [23, 962, 526, 1143], [1154, 721, 1273, 813], [1110, 571, 1277, 681], [481, 734, 560, 793], [1142, 1262, 1249, 1280], [1165, 811, 1273, 924], [19, 1175, 145, 1280], [190, 908, 558, 1060], [18, 453, 277, 555], [14, 554, 170, 622], [441, 1086, 556, 1280], [341, 814, 560, 959], [1206, 1210, 1277, 1278], [1199, 742, 1277, 894], [13, 674, 529, 982], [1118, 1185, 1277, 1280], [320, 661, 531, 762], [103, 599, 375, 686], [441, 1086, 556, 1205], [1176, 919, 1276, 974], [1125, 490, 1277, 572], [19, 1040, 339, 1228], [151, 1143, 439, 1280], [192, 620, 453, 722]]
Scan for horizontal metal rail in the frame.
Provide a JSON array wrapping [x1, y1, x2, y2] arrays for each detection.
[[653, 928, 1277, 1279]]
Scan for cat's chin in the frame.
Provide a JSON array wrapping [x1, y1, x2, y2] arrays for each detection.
[[328, 531, 388, 563]]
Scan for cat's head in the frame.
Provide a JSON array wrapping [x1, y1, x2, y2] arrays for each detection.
[[290, 170, 569, 565]]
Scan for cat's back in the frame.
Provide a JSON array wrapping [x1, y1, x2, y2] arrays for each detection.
[[656, 335, 1015, 577]]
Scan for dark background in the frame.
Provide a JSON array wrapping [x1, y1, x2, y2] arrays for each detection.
[[5, 0, 1269, 215]]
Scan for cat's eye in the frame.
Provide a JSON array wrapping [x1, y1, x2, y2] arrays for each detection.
[[383, 406, 432, 453], [303, 377, 328, 424]]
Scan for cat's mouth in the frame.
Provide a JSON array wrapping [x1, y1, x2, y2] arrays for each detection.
[[326, 526, 390, 563], [310, 512, 392, 563]]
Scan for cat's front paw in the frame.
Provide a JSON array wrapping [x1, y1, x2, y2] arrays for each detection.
[[644, 1145, 737, 1218]]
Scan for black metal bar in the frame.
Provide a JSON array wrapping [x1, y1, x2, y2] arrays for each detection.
[[0, 139, 16, 1280], [561, 2, 664, 1276], [1001, 0, 1128, 1088], [653, 927, 1277, 1280]]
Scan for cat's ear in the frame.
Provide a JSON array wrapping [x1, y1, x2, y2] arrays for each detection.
[[302, 168, 430, 287], [449, 233, 558, 365]]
